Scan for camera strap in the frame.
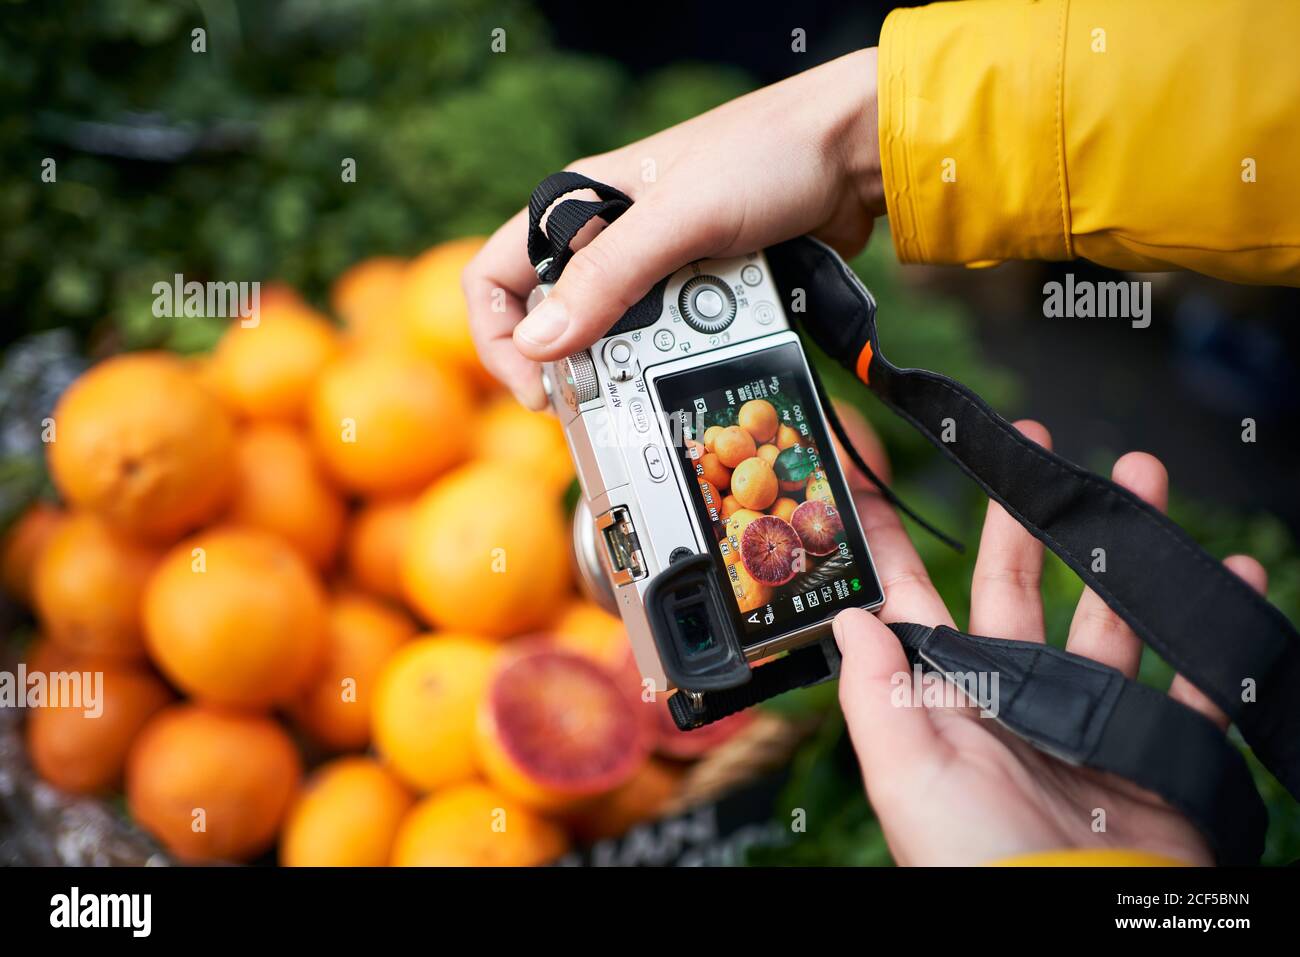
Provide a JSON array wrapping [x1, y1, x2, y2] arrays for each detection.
[[526, 174, 1297, 863]]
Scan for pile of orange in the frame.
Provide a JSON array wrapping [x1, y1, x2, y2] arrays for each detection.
[[1, 238, 753, 867]]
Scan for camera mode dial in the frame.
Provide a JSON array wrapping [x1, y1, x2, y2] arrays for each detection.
[[678, 275, 737, 334], [559, 350, 600, 409]]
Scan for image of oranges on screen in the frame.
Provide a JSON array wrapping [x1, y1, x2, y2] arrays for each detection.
[[142, 527, 326, 709], [33, 512, 162, 661], [725, 553, 772, 613], [309, 351, 472, 496], [371, 634, 498, 792], [401, 461, 569, 637], [738, 399, 778, 444], [776, 423, 802, 450], [127, 704, 302, 863], [390, 781, 568, 867], [47, 352, 236, 541], [281, 757, 413, 867], [698, 452, 731, 493], [730, 457, 779, 510], [713, 426, 757, 468]]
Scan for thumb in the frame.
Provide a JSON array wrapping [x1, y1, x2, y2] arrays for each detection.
[[835, 609, 945, 802], [513, 197, 724, 360]]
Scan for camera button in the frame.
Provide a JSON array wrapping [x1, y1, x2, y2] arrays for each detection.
[[654, 329, 676, 352], [753, 301, 777, 325], [628, 398, 650, 433], [643, 445, 668, 482], [603, 338, 639, 382], [741, 264, 763, 286]]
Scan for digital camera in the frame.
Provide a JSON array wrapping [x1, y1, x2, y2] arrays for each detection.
[[531, 252, 885, 725]]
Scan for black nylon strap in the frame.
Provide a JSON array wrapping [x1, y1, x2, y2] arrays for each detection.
[[889, 622, 1267, 865], [666, 638, 842, 731], [527, 172, 632, 282], [775, 235, 1300, 803]]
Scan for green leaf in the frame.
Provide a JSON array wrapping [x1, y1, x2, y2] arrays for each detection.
[[774, 445, 815, 484]]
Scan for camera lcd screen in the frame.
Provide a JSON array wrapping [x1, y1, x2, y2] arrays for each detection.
[[654, 340, 883, 647]]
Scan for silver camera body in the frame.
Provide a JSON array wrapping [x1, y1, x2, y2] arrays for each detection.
[[534, 251, 882, 693]]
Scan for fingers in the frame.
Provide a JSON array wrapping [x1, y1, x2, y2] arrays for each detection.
[[513, 195, 733, 362], [968, 421, 1051, 643], [1064, 452, 1169, 677], [1168, 554, 1268, 730], [835, 608, 948, 805], [463, 208, 549, 408]]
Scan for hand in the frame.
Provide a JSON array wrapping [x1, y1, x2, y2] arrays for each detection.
[[834, 416, 1268, 866], [462, 49, 884, 409]]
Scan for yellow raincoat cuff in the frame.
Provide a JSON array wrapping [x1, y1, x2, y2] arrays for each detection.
[[879, 0, 1072, 265]]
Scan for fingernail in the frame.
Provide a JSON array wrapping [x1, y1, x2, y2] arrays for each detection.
[[516, 298, 569, 347]]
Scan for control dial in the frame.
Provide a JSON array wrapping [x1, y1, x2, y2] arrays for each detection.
[[678, 275, 737, 334], [558, 350, 599, 410]]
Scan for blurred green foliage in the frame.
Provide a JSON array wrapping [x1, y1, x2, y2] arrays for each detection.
[[3, 0, 1297, 867], [1, 0, 750, 351]]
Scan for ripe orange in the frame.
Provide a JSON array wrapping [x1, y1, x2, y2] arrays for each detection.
[[725, 554, 772, 613], [713, 426, 757, 468], [26, 660, 173, 795], [33, 512, 162, 660], [280, 757, 413, 867], [331, 256, 407, 348], [402, 461, 570, 637], [2, 502, 63, 604], [209, 302, 340, 421], [771, 497, 799, 522], [344, 495, 416, 603], [699, 452, 731, 492], [757, 443, 780, 466], [702, 426, 723, 451], [738, 399, 779, 444], [776, 423, 802, 449], [549, 600, 632, 673], [397, 238, 494, 388], [371, 634, 498, 792], [476, 649, 650, 812], [142, 527, 326, 709], [291, 590, 416, 751], [126, 704, 301, 863], [47, 352, 236, 541], [309, 351, 472, 495], [720, 495, 742, 520], [473, 395, 574, 494], [730, 457, 779, 510], [390, 782, 568, 867], [225, 424, 346, 569]]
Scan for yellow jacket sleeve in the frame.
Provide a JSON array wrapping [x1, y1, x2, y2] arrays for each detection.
[[992, 849, 1191, 867], [878, 0, 1300, 286]]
